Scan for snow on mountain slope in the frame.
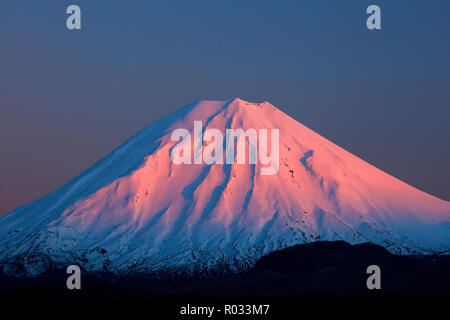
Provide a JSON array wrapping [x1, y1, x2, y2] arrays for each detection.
[[0, 98, 449, 276]]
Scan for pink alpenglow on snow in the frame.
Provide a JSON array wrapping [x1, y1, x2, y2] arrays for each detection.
[[170, 120, 280, 175], [0, 98, 449, 276]]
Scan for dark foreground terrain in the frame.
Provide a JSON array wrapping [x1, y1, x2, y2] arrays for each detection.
[[1, 241, 448, 317]]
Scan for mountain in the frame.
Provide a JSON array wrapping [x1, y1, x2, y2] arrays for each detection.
[[0, 98, 449, 277], [2, 241, 449, 301]]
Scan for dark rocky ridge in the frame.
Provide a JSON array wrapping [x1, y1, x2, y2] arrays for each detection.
[[1, 241, 449, 298], [1, 241, 448, 318]]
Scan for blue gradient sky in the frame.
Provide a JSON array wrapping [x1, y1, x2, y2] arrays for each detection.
[[1, 0, 449, 215]]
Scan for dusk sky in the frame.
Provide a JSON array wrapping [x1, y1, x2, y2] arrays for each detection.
[[1, 0, 449, 215]]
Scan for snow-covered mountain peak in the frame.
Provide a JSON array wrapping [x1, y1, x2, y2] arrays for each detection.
[[0, 98, 448, 276]]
